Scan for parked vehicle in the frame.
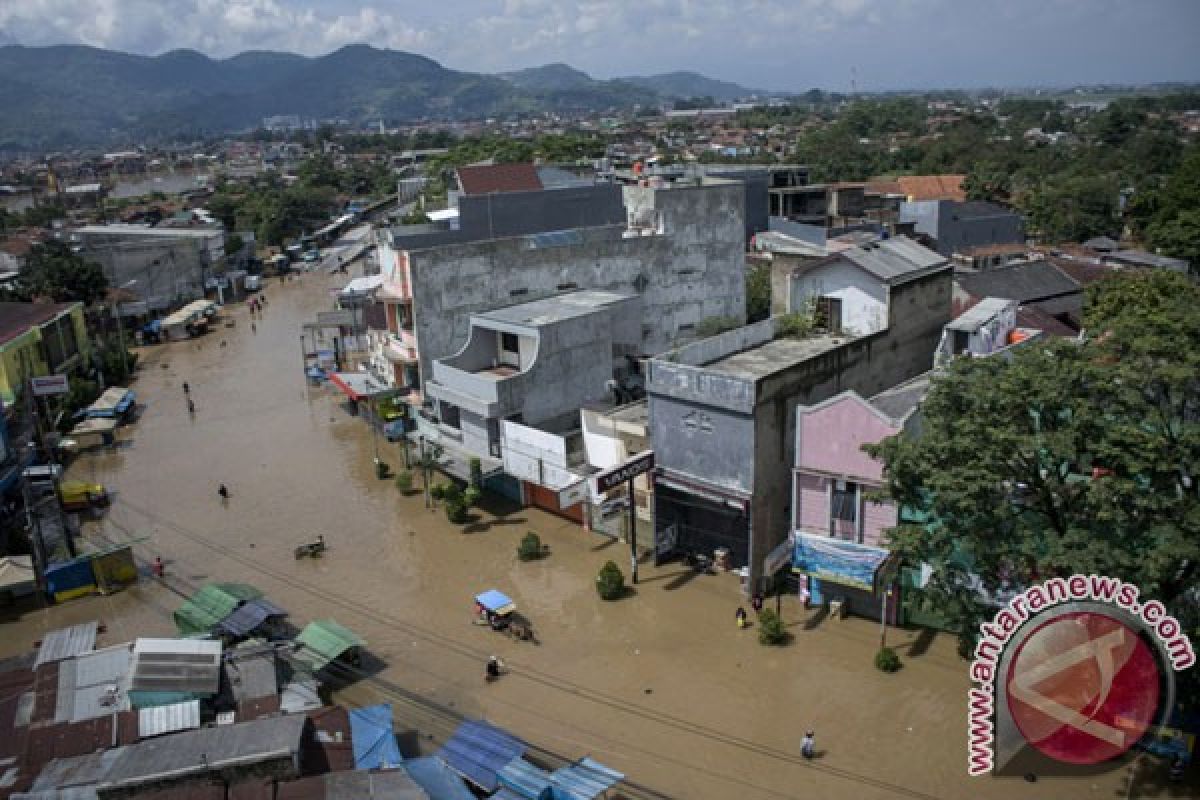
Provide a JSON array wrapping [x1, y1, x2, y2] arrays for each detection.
[[58, 481, 109, 512], [244, 274, 261, 292]]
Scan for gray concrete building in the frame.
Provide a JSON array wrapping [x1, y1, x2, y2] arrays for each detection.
[[900, 200, 1024, 257], [71, 224, 225, 315], [646, 239, 953, 592], [425, 290, 641, 460], [387, 178, 746, 396]]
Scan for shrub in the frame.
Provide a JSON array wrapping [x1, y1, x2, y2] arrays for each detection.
[[517, 532, 544, 561], [757, 608, 788, 646], [393, 470, 413, 492], [776, 312, 815, 339], [469, 457, 483, 488], [596, 560, 625, 600], [374, 460, 391, 479], [462, 486, 482, 507], [445, 499, 469, 524], [695, 315, 741, 338], [430, 484, 448, 501], [875, 646, 902, 672]]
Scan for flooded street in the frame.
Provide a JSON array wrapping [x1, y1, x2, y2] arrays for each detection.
[[0, 263, 1129, 800]]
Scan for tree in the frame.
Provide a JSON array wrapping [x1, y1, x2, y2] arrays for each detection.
[[758, 608, 788, 645], [224, 233, 245, 258], [4, 241, 108, 305], [868, 272, 1200, 672], [596, 560, 625, 600], [1146, 210, 1200, 274], [746, 263, 771, 323]]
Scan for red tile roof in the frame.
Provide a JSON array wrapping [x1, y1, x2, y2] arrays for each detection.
[[456, 163, 543, 196], [896, 174, 966, 202]]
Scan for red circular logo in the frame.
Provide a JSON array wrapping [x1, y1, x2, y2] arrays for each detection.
[[1006, 611, 1161, 765]]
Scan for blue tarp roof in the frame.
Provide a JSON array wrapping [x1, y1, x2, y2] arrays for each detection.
[[497, 757, 552, 799], [403, 757, 475, 800], [436, 719, 526, 792], [550, 757, 624, 799], [350, 703, 404, 770], [214, 597, 287, 637]]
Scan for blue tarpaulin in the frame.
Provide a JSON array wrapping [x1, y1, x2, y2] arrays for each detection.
[[403, 757, 474, 800], [475, 590, 516, 614], [550, 757, 624, 799], [793, 532, 890, 591], [350, 703, 404, 769], [436, 719, 526, 792], [497, 757, 552, 799], [214, 597, 288, 637]]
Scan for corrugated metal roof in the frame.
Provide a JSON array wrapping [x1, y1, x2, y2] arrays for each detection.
[[945, 296, 1012, 332], [173, 583, 263, 635], [324, 770, 429, 799], [403, 757, 474, 800], [137, 700, 200, 738], [28, 748, 124, 792], [497, 757, 552, 797], [840, 237, 947, 285], [280, 679, 321, 714], [34, 624, 98, 669], [436, 719, 525, 793], [55, 646, 132, 724], [349, 704, 402, 770], [130, 639, 221, 695], [214, 598, 287, 638], [550, 757, 624, 799], [292, 620, 364, 672], [222, 645, 278, 704], [99, 714, 307, 792]]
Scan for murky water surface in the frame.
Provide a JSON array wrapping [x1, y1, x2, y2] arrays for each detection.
[[0, 254, 1130, 800]]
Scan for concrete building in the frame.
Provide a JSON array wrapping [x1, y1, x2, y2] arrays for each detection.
[[900, 200, 1024, 258], [71, 225, 225, 316], [0, 302, 91, 405], [373, 179, 746, 400], [424, 289, 640, 462], [646, 239, 952, 591], [581, 401, 652, 540], [788, 373, 931, 619]]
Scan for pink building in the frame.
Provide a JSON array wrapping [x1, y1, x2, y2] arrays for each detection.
[[790, 373, 931, 618]]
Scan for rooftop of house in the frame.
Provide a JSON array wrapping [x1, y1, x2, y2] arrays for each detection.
[[832, 236, 948, 286], [457, 162, 543, 195], [896, 174, 966, 202], [473, 289, 636, 330], [868, 372, 934, 423], [1102, 249, 1190, 271], [956, 260, 1080, 303], [703, 332, 847, 380], [73, 224, 221, 238], [0, 301, 76, 347], [945, 297, 1013, 332], [1015, 305, 1080, 338]]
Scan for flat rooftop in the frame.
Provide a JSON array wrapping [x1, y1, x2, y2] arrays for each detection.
[[476, 289, 635, 329], [74, 224, 220, 238], [703, 334, 846, 380]]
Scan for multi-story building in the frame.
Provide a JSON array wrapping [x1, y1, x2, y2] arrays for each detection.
[[0, 302, 91, 406]]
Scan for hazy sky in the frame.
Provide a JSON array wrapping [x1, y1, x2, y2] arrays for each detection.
[[0, 0, 1197, 90]]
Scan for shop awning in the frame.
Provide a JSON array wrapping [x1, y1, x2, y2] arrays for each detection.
[[550, 757, 624, 798], [329, 371, 390, 402], [293, 619, 366, 671], [792, 532, 891, 592], [496, 757, 552, 799], [349, 703, 404, 770], [436, 719, 526, 793], [403, 756, 475, 800]]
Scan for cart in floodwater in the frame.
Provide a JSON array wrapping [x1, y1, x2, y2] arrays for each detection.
[[474, 589, 536, 642]]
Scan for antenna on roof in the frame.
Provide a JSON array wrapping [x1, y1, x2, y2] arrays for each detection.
[[851, 66, 858, 95]]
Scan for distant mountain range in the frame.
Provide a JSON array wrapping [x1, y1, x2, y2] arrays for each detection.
[[0, 44, 776, 152]]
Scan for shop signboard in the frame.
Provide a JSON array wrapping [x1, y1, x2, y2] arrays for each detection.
[[593, 450, 655, 493], [31, 375, 69, 397]]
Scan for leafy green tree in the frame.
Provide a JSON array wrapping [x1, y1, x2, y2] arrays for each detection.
[[1146, 210, 1200, 274], [4, 241, 108, 305], [596, 560, 625, 600], [224, 233, 245, 257], [869, 272, 1200, 673]]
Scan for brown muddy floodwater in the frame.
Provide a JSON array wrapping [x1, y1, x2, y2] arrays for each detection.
[[0, 265, 1134, 800]]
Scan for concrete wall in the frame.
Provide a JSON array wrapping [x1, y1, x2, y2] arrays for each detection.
[[520, 310, 621, 426], [80, 236, 212, 311], [904, 201, 1024, 257], [796, 394, 895, 481], [789, 260, 888, 335], [409, 181, 746, 385]]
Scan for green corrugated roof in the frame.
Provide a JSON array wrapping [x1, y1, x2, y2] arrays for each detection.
[[293, 619, 365, 671], [173, 582, 263, 635]]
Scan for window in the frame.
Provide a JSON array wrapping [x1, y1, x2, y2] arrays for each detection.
[[815, 296, 842, 331], [830, 480, 859, 541], [501, 332, 519, 354]]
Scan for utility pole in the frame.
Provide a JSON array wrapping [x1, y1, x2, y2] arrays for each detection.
[[627, 476, 638, 584]]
